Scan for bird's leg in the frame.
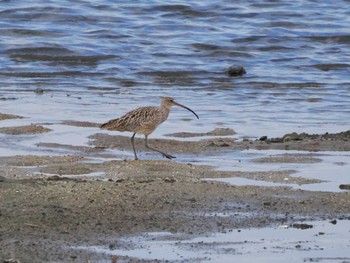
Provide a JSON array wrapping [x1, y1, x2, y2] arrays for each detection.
[[131, 132, 138, 160], [144, 135, 175, 160]]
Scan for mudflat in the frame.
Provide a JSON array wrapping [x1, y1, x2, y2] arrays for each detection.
[[1, 124, 350, 262]]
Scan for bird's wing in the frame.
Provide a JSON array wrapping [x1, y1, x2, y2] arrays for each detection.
[[101, 106, 160, 132]]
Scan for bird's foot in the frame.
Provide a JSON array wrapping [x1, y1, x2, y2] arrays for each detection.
[[163, 153, 176, 160]]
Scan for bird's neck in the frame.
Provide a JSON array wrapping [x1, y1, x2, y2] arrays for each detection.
[[160, 103, 170, 122]]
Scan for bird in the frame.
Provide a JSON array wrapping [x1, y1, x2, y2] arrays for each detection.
[[100, 97, 199, 160]]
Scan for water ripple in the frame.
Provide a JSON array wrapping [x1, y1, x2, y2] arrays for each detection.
[[0, 0, 349, 137]]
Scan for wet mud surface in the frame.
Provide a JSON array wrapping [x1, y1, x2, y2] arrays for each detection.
[[1, 122, 350, 262]]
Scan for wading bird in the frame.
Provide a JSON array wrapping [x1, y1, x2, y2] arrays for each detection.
[[101, 97, 199, 160]]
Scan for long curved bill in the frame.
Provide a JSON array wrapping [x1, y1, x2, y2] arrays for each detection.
[[173, 101, 199, 119]]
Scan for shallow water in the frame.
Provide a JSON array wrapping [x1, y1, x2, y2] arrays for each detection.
[[1, 0, 350, 138], [190, 150, 350, 192], [75, 220, 350, 262]]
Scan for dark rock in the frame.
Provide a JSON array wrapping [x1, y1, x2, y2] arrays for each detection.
[[292, 223, 313, 229], [329, 219, 337, 225], [339, 184, 350, 190], [227, 66, 246, 77], [260, 136, 268, 141], [47, 175, 61, 181]]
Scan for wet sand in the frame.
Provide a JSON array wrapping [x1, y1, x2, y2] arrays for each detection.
[[1, 118, 350, 262]]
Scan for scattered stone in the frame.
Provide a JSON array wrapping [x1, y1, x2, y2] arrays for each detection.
[[227, 66, 246, 77], [268, 137, 283, 143], [271, 130, 350, 143]]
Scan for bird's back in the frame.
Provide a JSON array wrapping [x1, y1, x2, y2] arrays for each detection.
[[101, 106, 166, 135]]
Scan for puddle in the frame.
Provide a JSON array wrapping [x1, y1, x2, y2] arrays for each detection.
[[186, 150, 350, 193], [208, 177, 299, 188], [74, 220, 350, 262], [0, 124, 100, 156]]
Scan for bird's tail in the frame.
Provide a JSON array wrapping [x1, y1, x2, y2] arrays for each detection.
[[100, 118, 125, 131]]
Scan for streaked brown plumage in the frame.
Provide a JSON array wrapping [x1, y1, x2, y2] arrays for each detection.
[[101, 97, 199, 160]]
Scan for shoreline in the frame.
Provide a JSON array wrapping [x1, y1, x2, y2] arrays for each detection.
[[1, 117, 350, 262]]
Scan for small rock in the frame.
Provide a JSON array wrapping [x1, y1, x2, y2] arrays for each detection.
[[339, 184, 350, 190], [259, 136, 268, 141], [292, 223, 313, 230], [114, 179, 124, 183], [329, 219, 337, 225], [227, 66, 246, 77], [47, 175, 61, 181], [164, 177, 176, 183]]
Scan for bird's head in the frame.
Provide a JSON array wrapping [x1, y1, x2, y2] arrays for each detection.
[[161, 97, 199, 119]]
